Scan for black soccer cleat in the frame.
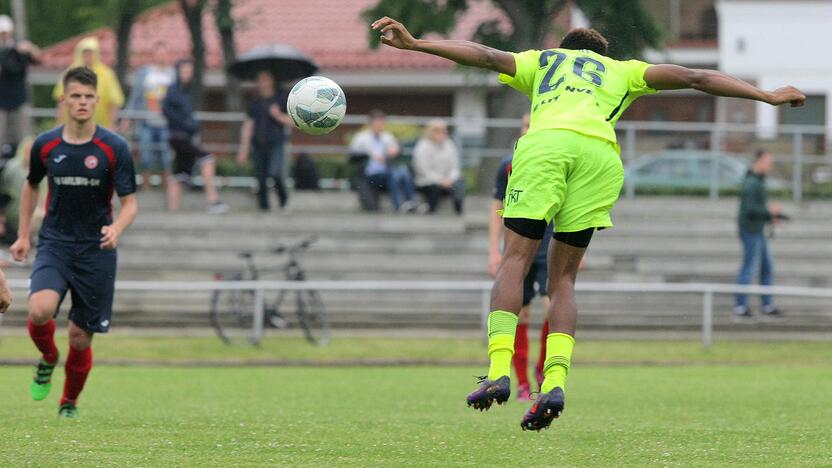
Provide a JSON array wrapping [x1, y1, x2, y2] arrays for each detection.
[[520, 387, 565, 431], [466, 375, 511, 411]]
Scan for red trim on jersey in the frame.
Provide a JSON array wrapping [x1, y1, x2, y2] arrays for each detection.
[[39, 138, 62, 218], [506, 161, 512, 177], [92, 137, 117, 216], [39, 138, 62, 165]]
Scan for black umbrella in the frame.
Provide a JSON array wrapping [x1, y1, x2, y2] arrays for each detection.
[[227, 44, 318, 82]]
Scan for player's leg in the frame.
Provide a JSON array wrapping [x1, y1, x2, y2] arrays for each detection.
[[467, 226, 539, 410], [534, 259, 551, 389], [28, 252, 70, 401], [58, 248, 115, 417], [521, 131, 622, 431], [28, 290, 63, 401], [513, 264, 537, 401], [513, 304, 531, 401], [59, 321, 93, 418]]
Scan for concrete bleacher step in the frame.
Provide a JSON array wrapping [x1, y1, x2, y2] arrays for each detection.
[[4, 191, 831, 331]]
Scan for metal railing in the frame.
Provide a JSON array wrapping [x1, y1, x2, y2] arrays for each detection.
[[5, 278, 831, 347], [27, 108, 832, 201]]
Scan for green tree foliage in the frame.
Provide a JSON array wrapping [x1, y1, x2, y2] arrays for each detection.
[[363, 0, 661, 59], [0, 0, 167, 46]]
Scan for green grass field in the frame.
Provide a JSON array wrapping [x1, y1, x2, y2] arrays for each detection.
[[1, 337, 831, 466]]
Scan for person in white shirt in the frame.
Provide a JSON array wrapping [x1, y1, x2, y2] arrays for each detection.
[[349, 110, 415, 212], [412, 119, 465, 214]]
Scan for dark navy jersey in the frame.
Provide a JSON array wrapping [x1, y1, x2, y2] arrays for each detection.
[[27, 126, 136, 244], [494, 156, 552, 261]]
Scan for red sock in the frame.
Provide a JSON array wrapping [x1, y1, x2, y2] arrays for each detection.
[[536, 319, 550, 374], [28, 319, 59, 364], [512, 323, 529, 387], [61, 346, 93, 406]]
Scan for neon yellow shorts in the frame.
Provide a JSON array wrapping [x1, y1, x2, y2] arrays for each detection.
[[502, 129, 624, 232]]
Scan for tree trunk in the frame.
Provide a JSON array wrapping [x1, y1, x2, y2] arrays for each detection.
[[115, 1, 139, 92], [179, 0, 207, 110], [215, 0, 241, 113]]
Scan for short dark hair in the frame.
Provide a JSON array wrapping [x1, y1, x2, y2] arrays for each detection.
[[754, 149, 771, 161], [63, 66, 98, 89], [368, 109, 386, 121], [559, 28, 609, 55]]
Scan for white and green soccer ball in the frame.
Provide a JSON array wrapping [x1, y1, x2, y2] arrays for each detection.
[[287, 76, 347, 135]]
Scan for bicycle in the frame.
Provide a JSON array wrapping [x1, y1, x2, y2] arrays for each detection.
[[210, 236, 330, 346]]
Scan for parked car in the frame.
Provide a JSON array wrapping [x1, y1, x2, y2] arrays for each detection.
[[624, 150, 788, 192]]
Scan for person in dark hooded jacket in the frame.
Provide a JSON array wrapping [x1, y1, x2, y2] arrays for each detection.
[[162, 59, 228, 213]]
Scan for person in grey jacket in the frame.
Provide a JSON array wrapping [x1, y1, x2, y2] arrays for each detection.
[[412, 119, 465, 215], [735, 149, 783, 318]]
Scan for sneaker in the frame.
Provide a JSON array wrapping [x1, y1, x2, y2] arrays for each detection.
[[58, 402, 79, 419], [516, 383, 532, 402], [732, 306, 753, 322], [30, 357, 58, 401], [466, 375, 511, 411], [520, 387, 565, 431], [762, 307, 785, 319], [207, 201, 229, 214]]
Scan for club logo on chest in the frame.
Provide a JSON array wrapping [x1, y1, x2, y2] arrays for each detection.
[[84, 155, 99, 170]]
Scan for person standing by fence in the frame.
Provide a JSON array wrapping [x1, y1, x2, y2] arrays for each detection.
[[0, 15, 40, 153], [237, 71, 292, 211], [735, 149, 783, 318]]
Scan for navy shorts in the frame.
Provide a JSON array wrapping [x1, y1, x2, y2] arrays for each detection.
[[30, 240, 117, 333], [522, 257, 548, 306]]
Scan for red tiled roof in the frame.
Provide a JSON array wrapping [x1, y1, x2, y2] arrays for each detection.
[[38, 0, 511, 71]]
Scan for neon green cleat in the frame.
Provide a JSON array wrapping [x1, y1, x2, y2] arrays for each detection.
[[30, 358, 58, 401], [58, 402, 79, 419]]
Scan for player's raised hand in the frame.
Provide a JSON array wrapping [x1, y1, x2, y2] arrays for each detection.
[[372, 17, 418, 50], [9, 237, 30, 262], [768, 86, 806, 107], [0, 269, 11, 314], [100, 225, 121, 250]]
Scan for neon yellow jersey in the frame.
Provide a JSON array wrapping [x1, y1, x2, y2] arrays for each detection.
[[499, 48, 657, 145]]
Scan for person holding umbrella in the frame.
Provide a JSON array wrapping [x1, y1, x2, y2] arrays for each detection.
[[237, 71, 293, 211]]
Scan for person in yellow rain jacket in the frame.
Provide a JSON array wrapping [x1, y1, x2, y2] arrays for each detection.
[[53, 37, 124, 129]]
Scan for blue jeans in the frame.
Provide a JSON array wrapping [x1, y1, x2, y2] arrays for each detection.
[[367, 166, 415, 210], [138, 124, 171, 172], [251, 144, 287, 210], [735, 231, 774, 308]]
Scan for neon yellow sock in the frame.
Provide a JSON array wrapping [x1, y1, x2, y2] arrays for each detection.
[[486, 310, 518, 381], [540, 333, 575, 393]]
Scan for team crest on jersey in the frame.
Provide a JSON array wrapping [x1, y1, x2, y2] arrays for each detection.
[[84, 155, 99, 169]]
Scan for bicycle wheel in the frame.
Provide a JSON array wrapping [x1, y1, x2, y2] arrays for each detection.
[[210, 276, 256, 345], [296, 290, 331, 346]]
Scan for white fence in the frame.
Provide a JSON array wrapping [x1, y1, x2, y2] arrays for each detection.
[[5, 279, 831, 348]]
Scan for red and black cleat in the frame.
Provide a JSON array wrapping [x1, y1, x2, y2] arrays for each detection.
[[520, 387, 564, 431], [466, 375, 511, 411]]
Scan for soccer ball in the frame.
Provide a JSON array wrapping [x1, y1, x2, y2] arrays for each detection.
[[287, 76, 347, 135]]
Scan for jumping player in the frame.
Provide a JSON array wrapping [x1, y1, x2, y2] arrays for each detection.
[[372, 17, 805, 431], [10, 67, 138, 418], [489, 113, 551, 400]]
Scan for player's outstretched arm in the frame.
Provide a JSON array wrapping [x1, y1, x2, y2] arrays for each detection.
[[644, 64, 805, 107], [371, 17, 516, 76]]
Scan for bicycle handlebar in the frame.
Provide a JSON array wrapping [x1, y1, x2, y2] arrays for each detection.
[[269, 235, 318, 255]]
